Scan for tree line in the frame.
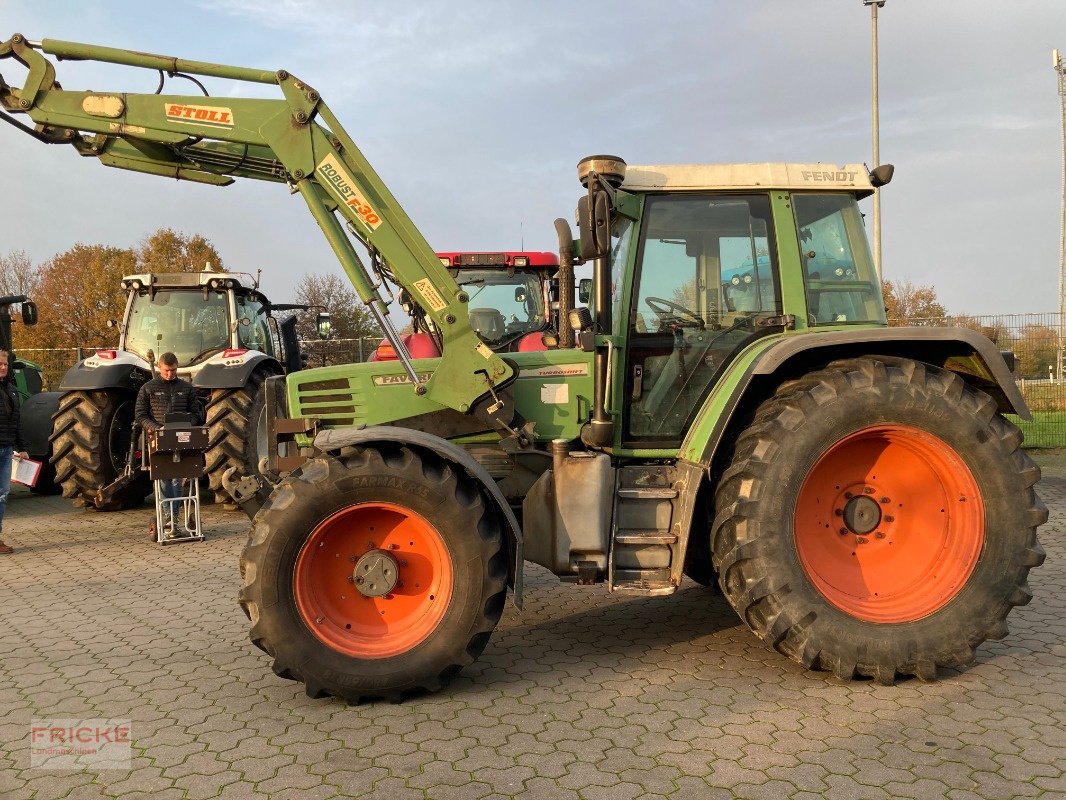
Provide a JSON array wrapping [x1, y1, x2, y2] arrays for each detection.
[[0, 236, 1058, 380], [1, 229, 381, 352]]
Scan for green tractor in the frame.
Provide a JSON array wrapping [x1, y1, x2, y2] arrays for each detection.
[[1, 37, 1045, 702]]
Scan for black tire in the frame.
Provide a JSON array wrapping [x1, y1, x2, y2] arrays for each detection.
[[28, 459, 61, 495], [204, 368, 272, 506], [239, 445, 508, 702], [49, 390, 149, 510], [711, 357, 1047, 684]]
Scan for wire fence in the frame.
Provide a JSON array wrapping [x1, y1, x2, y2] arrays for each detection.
[[16, 316, 1066, 447], [886, 312, 1066, 448]]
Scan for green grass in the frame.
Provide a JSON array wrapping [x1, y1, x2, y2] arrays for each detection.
[[1011, 412, 1066, 449]]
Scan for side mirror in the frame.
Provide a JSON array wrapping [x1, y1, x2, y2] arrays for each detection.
[[21, 302, 38, 326], [514, 288, 527, 303], [577, 190, 611, 261], [555, 217, 575, 265], [316, 312, 332, 340], [869, 163, 894, 188], [578, 279, 593, 305]]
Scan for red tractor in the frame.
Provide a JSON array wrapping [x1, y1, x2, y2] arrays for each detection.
[[370, 251, 573, 361]]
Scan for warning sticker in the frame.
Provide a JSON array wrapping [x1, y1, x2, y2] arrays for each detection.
[[414, 278, 448, 312], [476, 343, 493, 360], [176, 432, 191, 444]]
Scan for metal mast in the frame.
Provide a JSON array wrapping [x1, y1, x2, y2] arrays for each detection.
[[864, 0, 886, 281], [1056, 49, 1066, 382]]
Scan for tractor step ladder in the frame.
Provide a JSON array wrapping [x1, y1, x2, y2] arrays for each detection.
[[608, 470, 680, 595]]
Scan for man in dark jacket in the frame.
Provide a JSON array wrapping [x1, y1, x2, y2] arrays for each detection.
[[0, 350, 28, 554], [135, 352, 204, 536]]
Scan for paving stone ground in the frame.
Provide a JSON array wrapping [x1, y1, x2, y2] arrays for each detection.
[[0, 454, 1064, 800]]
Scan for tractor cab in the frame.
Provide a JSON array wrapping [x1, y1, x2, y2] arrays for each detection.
[[573, 159, 889, 447], [112, 271, 285, 374], [438, 251, 560, 352], [371, 251, 562, 361]]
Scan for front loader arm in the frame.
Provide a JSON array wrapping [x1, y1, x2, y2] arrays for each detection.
[[0, 34, 514, 419]]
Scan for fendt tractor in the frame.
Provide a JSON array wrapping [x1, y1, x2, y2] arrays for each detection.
[[370, 250, 575, 362], [1, 36, 1046, 702], [49, 267, 306, 510], [0, 294, 60, 493]]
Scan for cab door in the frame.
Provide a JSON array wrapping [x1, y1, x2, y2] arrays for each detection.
[[622, 193, 782, 448]]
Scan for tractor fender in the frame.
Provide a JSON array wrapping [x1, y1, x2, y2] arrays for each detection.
[[193, 353, 280, 389], [685, 326, 1029, 471], [58, 361, 153, 392], [313, 425, 524, 609], [19, 391, 61, 461]]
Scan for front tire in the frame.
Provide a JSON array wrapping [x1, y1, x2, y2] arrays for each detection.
[[49, 389, 149, 510], [239, 445, 507, 702], [712, 357, 1046, 683], [205, 368, 272, 506]]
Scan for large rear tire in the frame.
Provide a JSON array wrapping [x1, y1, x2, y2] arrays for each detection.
[[49, 389, 149, 510], [712, 357, 1046, 684], [239, 445, 507, 702], [204, 368, 271, 506]]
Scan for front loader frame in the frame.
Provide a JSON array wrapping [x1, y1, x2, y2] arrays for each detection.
[[0, 34, 514, 428]]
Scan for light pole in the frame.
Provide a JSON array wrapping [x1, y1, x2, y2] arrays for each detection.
[[864, 0, 886, 280], [1055, 48, 1066, 383]]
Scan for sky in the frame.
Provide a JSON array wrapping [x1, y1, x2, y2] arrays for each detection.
[[1, 0, 1065, 315]]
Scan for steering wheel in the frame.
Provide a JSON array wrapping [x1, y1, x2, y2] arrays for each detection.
[[645, 297, 704, 329]]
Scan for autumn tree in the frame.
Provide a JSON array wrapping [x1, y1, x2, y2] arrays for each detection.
[[882, 279, 947, 326], [0, 249, 41, 298], [293, 272, 380, 341], [137, 228, 224, 273], [1013, 323, 1058, 380], [18, 243, 137, 350]]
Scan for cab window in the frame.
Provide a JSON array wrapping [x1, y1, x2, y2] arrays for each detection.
[[236, 295, 273, 354], [625, 194, 780, 443], [795, 194, 885, 325]]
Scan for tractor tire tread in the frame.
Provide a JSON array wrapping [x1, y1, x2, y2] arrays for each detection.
[[239, 445, 506, 703], [711, 356, 1045, 683]]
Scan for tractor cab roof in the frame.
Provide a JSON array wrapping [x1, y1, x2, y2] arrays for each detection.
[[620, 163, 877, 198], [436, 252, 559, 269], [121, 271, 259, 293]]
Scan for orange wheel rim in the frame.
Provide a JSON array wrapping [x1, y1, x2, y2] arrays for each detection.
[[294, 502, 454, 658], [794, 425, 983, 623]]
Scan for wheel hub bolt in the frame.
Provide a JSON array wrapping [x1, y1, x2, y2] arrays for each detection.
[[352, 549, 400, 598], [884, 515, 895, 523], [880, 496, 890, 504]]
